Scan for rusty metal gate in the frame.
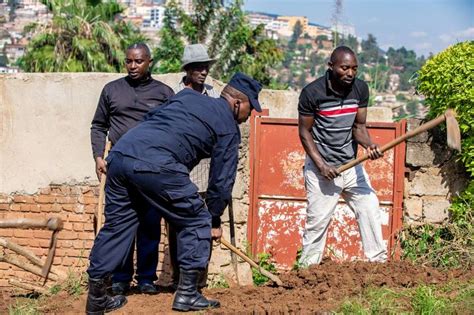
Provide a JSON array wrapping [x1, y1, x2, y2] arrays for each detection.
[[248, 111, 406, 269]]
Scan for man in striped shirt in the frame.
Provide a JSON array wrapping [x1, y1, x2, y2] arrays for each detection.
[[297, 46, 387, 266]]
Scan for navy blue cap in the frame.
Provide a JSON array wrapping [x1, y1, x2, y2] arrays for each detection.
[[228, 72, 263, 112]]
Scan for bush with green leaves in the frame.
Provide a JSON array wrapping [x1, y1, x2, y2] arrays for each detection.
[[252, 252, 277, 286], [401, 41, 474, 268]]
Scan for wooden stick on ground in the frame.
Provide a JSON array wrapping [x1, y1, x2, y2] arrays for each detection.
[[9, 278, 50, 295], [0, 237, 67, 280], [0, 253, 59, 282], [220, 238, 283, 286]]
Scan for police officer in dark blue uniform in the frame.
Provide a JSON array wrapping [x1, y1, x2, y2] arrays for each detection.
[[85, 72, 263, 314]]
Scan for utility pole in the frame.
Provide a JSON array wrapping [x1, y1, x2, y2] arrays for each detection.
[[331, 0, 343, 47]]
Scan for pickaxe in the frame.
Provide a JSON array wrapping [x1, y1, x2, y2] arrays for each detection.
[[337, 109, 461, 173], [0, 217, 63, 282]]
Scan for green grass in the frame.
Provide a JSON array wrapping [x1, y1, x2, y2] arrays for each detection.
[[336, 280, 474, 315], [208, 273, 230, 289], [8, 271, 88, 314], [8, 298, 40, 315]]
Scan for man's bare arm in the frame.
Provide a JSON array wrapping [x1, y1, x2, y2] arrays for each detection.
[[352, 107, 383, 160]]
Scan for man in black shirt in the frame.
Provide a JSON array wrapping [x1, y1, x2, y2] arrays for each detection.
[[297, 46, 387, 267], [90, 43, 174, 295]]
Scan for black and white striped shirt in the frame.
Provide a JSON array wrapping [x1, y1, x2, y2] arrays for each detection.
[[298, 71, 369, 167]]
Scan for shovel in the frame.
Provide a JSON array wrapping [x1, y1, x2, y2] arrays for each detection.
[[337, 109, 461, 173]]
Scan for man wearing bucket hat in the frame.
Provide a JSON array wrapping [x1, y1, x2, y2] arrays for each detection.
[[168, 43, 219, 291], [174, 43, 219, 97], [86, 72, 263, 314]]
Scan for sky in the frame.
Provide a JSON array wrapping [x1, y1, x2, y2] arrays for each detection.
[[244, 0, 474, 57]]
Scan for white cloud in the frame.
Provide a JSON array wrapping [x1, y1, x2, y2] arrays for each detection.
[[415, 42, 432, 50], [439, 27, 474, 43], [410, 31, 427, 38], [459, 27, 474, 37]]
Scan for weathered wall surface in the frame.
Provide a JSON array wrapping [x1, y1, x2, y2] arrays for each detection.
[[403, 118, 468, 224]]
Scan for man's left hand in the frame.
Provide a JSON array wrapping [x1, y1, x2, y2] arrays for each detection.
[[211, 227, 222, 240], [366, 144, 383, 160]]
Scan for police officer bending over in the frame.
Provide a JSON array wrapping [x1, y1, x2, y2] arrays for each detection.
[[86, 72, 263, 314]]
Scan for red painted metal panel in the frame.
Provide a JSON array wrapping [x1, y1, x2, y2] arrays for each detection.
[[248, 114, 405, 269]]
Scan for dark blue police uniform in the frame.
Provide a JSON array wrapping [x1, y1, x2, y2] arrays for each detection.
[[87, 89, 240, 278]]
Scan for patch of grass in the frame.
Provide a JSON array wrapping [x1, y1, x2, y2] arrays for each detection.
[[63, 271, 88, 297], [252, 253, 277, 286], [207, 274, 229, 289], [336, 280, 474, 314], [8, 298, 40, 315]]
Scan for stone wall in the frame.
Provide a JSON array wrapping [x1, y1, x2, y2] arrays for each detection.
[[403, 118, 468, 224]]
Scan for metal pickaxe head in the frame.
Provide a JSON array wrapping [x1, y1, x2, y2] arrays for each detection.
[[444, 109, 461, 152], [41, 217, 63, 284]]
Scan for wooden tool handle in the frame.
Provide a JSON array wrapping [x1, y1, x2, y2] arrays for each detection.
[[337, 112, 447, 173], [96, 141, 112, 235], [0, 217, 62, 230], [220, 238, 283, 286]]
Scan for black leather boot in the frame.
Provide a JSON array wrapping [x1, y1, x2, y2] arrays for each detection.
[[86, 277, 127, 315], [172, 269, 220, 311]]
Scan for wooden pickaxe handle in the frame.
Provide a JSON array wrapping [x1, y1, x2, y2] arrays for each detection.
[[0, 217, 63, 230], [337, 110, 456, 173], [96, 141, 112, 235], [220, 238, 283, 286]]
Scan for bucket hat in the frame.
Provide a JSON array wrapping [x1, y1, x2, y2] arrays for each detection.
[[181, 44, 216, 70]]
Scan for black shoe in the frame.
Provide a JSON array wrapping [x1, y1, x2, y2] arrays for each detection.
[[86, 278, 127, 315], [172, 269, 220, 312], [111, 281, 130, 295], [138, 282, 158, 294]]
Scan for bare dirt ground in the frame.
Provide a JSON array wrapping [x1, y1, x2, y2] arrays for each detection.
[[2, 260, 473, 314]]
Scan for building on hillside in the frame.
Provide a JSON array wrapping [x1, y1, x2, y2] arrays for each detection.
[[0, 65, 19, 73], [4, 42, 26, 63], [247, 12, 276, 28], [276, 15, 308, 37], [307, 23, 332, 39]]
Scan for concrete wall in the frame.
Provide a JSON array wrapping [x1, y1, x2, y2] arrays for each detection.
[[0, 73, 456, 290]]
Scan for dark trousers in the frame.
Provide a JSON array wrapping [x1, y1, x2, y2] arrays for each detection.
[[88, 153, 212, 280], [111, 218, 161, 284], [167, 223, 212, 287]]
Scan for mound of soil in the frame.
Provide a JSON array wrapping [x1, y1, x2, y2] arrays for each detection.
[[3, 260, 473, 314]]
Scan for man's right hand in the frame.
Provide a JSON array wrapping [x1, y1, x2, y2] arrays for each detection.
[[95, 157, 107, 181], [318, 162, 339, 180]]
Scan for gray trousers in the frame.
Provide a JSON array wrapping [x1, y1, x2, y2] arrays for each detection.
[[299, 156, 387, 267]]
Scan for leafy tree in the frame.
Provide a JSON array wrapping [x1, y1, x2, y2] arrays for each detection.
[[359, 33, 382, 64], [386, 46, 426, 90], [338, 34, 358, 52], [402, 41, 474, 268], [153, 0, 184, 73], [18, 0, 145, 72], [291, 20, 303, 42], [154, 0, 283, 87], [417, 41, 474, 177]]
